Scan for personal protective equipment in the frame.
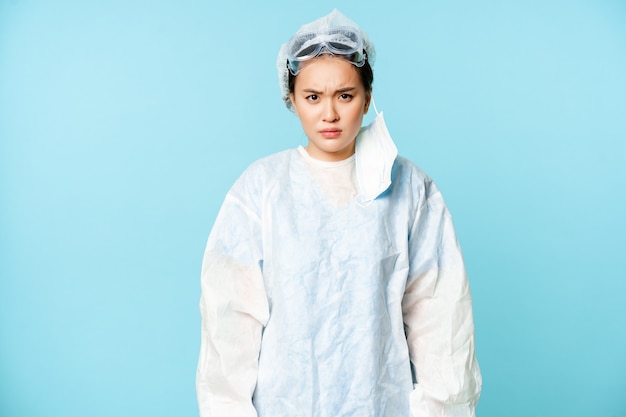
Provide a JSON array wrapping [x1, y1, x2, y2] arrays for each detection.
[[355, 100, 397, 206], [285, 26, 366, 75], [197, 141, 482, 416], [277, 9, 376, 110]]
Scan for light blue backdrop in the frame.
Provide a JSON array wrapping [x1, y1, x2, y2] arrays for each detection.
[[1, 1, 625, 416]]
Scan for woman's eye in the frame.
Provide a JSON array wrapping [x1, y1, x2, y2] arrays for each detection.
[[339, 93, 353, 100], [306, 94, 318, 101]]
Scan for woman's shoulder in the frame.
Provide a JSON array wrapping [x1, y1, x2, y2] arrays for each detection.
[[248, 148, 296, 169], [394, 155, 433, 183], [230, 148, 298, 195], [391, 155, 440, 201], [240, 149, 297, 179]]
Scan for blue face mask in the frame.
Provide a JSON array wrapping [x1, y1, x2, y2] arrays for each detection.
[[354, 99, 398, 206]]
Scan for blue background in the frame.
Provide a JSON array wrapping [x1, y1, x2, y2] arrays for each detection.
[[1, 1, 625, 416]]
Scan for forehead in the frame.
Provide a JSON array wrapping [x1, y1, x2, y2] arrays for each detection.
[[294, 55, 362, 89]]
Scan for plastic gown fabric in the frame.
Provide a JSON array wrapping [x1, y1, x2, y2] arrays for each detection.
[[197, 140, 481, 417]]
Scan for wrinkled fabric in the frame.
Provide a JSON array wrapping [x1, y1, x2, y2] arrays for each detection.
[[197, 147, 481, 417]]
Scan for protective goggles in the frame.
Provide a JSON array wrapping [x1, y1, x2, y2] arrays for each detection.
[[285, 26, 366, 75]]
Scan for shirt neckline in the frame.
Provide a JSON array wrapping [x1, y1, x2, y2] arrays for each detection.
[[297, 146, 355, 168]]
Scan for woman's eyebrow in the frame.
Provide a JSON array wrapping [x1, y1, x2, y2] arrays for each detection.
[[301, 86, 357, 94]]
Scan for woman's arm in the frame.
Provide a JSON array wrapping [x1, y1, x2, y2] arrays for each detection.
[[402, 182, 482, 417], [196, 193, 269, 417]]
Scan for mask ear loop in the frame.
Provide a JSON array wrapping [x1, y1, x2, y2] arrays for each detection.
[[370, 96, 380, 116]]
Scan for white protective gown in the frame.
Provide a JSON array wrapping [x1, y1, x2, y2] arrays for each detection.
[[197, 142, 481, 417]]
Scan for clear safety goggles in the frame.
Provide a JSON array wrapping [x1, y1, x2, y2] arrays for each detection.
[[285, 26, 366, 75]]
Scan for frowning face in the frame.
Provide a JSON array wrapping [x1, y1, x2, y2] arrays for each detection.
[[290, 55, 371, 162]]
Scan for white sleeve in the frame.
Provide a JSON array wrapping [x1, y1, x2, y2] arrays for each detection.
[[196, 193, 270, 417], [402, 183, 482, 417]]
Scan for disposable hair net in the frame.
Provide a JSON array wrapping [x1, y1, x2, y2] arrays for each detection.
[[276, 9, 376, 111]]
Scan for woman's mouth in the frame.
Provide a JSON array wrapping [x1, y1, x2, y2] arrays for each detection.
[[320, 129, 342, 139]]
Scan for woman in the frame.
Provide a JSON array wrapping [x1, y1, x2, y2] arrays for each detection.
[[197, 9, 481, 417]]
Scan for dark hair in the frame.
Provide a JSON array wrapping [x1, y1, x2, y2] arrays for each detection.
[[288, 56, 374, 96]]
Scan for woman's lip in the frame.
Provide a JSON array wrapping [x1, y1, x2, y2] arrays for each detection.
[[320, 129, 341, 138]]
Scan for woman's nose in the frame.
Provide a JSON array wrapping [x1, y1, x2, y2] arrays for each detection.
[[322, 100, 339, 122]]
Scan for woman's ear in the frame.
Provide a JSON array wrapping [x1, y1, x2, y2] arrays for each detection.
[[363, 90, 372, 114], [289, 93, 299, 116]]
